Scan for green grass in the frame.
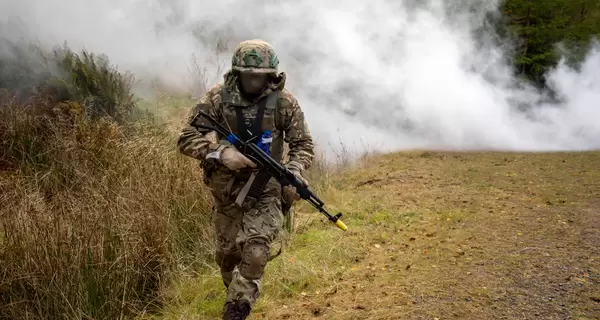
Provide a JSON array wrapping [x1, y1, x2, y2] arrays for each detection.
[[145, 151, 600, 320], [2, 38, 599, 320]]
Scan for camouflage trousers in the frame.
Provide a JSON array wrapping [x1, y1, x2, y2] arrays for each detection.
[[207, 169, 284, 307]]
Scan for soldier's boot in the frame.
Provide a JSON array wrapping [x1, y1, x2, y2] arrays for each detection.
[[222, 300, 251, 320]]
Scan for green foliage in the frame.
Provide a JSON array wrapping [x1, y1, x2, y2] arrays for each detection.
[[0, 39, 138, 123], [58, 47, 137, 122], [0, 41, 212, 320], [0, 4, 598, 319], [501, 0, 600, 85]]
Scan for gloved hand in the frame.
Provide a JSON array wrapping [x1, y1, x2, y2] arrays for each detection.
[[206, 145, 256, 171], [283, 161, 308, 201]]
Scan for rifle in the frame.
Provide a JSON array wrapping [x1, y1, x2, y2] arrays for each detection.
[[190, 110, 348, 231]]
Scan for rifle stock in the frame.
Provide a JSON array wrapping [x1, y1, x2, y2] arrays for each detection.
[[191, 109, 347, 231]]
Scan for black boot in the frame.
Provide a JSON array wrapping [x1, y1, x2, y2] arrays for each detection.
[[222, 300, 251, 320]]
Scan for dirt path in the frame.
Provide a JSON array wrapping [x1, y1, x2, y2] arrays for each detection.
[[257, 152, 600, 320]]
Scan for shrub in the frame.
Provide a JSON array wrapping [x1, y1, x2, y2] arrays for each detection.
[[0, 42, 213, 319]]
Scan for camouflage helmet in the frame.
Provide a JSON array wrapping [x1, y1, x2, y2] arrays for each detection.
[[231, 39, 279, 74]]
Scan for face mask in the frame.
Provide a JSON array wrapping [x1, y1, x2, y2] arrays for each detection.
[[238, 72, 268, 95]]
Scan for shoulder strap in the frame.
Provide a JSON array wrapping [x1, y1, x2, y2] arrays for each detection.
[[252, 91, 278, 138], [222, 85, 280, 142], [235, 107, 250, 141]]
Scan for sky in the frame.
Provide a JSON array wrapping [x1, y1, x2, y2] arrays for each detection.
[[1, 0, 599, 161]]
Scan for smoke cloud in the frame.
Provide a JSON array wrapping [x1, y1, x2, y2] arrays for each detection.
[[2, 0, 599, 161]]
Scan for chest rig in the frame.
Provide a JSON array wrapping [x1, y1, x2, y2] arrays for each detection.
[[219, 86, 284, 163], [219, 86, 284, 209]]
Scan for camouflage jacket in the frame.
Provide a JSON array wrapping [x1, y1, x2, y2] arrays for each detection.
[[177, 70, 315, 177]]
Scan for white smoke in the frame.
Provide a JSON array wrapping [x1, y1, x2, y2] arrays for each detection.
[[1, 0, 599, 161]]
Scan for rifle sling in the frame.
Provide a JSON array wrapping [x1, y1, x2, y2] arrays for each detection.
[[233, 94, 269, 142], [234, 170, 272, 209], [252, 95, 267, 138], [234, 107, 249, 141], [231, 92, 275, 209]]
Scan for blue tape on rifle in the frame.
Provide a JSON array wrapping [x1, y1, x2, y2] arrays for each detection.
[[227, 133, 238, 144], [257, 130, 272, 156]]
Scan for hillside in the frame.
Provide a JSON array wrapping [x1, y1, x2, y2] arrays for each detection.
[[2, 2, 600, 317], [153, 151, 600, 320]]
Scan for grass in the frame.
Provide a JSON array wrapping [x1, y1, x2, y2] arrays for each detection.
[[1, 40, 599, 320], [0, 96, 215, 319], [0, 42, 212, 319], [148, 150, 600, 320]]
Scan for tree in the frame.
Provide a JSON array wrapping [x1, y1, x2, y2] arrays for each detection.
[[501, 0, 600, 85]]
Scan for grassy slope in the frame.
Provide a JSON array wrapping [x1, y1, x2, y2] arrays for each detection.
[[150, 150, 600, 320]]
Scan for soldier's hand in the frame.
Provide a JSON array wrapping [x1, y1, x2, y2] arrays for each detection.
[[284, 166, 308, 201], [220, 147, 257, 171]]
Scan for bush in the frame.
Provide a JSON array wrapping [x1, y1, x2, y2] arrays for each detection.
[[0, 42, 213, 319], [0, 38, 137, 122]]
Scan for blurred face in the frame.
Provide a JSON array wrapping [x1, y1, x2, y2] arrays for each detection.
[[238, 71, 268, 95]]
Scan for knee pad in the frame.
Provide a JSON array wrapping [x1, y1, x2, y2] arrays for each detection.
[[239, 240, 270, 280]]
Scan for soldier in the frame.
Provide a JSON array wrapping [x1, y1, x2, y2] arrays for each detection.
[[177, 39, 315, 320]]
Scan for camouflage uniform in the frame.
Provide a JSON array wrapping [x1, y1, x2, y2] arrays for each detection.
[[177, 40, 314, 316]]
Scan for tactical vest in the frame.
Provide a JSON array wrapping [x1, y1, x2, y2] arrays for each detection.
[[219, 86, 285, 163]]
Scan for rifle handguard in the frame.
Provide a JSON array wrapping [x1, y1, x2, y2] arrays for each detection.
[[191, 109, 349, 232]]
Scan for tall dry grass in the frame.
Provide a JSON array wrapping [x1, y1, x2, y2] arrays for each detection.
[[0, 43, 215, 319], [0, 38, 357, 319]]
